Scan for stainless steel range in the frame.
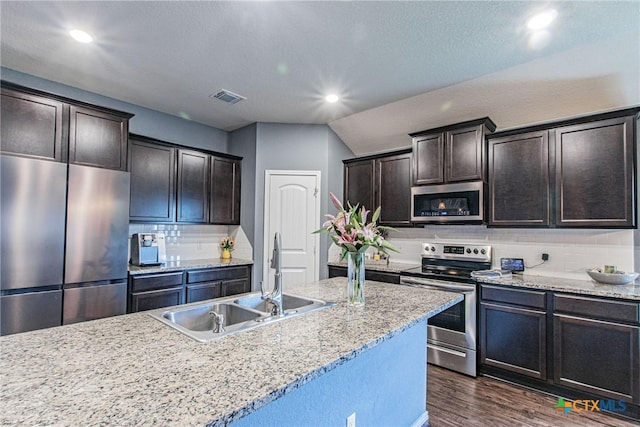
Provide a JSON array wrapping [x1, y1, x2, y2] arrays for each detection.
[[400, 242, 492, 377]]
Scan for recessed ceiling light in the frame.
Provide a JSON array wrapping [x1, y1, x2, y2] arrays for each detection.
[[325, 94, 339, 103], [69, 29, 94, 43], [527, 9, 558, 30]]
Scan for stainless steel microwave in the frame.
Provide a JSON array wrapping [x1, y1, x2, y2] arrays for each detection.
[[411, 181, 484, 224]]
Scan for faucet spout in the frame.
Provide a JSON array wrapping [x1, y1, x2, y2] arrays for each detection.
[[262, 232, 284, 317]]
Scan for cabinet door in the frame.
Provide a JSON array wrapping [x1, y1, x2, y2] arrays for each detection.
[[221, 278, 250, 297], [554, 314, 639, 403], [344, 159, 374, 210], [413, 133, 444, 185], [555, 116, 635, 227], [130, 286, 183, 312], [376, 152, 411, 226], [488, 131, 550, 226], [1, 87, 66, 162], [445, 125, 484, 182], [69, 105, 128, 171], [480, 302, 547, 379], [186, 282, 221, 303], [177, 149, 209, 223], [210, 157, 241, 224], [129, 137, 176, 222]]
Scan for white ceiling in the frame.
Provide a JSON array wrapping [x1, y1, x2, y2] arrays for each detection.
[[1, 1, 638, 155]]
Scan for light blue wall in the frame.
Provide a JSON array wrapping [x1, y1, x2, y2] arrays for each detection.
[[245, 123, 353, 287], [231, 320, 428, 427], [0, 67, 228, 152], [228, 123, 258, 250], [328, 126, 355, 205]]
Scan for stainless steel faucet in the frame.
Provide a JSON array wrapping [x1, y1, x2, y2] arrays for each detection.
[[261, 232, 284, 317]]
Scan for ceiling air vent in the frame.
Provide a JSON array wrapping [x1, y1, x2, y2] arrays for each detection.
[[210, 89, 246, 104]]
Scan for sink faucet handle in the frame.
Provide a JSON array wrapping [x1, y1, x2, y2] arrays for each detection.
[[210, 311, 225, 333]]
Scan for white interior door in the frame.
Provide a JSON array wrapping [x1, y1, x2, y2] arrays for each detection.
[[264, 170, 320, 289]]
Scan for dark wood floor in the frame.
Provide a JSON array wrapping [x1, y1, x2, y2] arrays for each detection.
[[427, 365, 639, 427]]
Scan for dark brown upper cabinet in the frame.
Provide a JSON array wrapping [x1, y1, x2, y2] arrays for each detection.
[[1, 86, 66, 162], [1, 82, 133, 169], [69, 105, 130, 171], [487, 107, 638, 229], [128, 135, 242, 225], [375, 151, 412, 226], [343, 149, 412, 226], [128, 135, 176, 222], [488, 130, 550, 227], [555, 116, 635, 228], [411, 118, 496, 185], [343, 158, 375, 212], [177, 149, 209, 223], [210, 156, 241, 225]]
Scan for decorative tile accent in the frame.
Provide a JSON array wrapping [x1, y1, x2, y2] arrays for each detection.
[[128, 224, 254, 262], [385, 227, 635, 281]]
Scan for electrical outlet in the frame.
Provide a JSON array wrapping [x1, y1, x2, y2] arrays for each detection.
[[347, 412, 356, 427], [542, 253, 549, 261]]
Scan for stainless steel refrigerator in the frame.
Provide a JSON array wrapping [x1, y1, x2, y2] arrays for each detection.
[[1, 155, 130, 335]]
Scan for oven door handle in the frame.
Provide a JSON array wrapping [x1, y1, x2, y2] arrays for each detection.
[[400, 277, 474, 293]]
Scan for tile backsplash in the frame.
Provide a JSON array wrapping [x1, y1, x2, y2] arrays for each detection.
[[334, 225, 636, 281], [128, 224, 253, 262]]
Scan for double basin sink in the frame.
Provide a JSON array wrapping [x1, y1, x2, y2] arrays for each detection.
[[149, 292, 334, 342]]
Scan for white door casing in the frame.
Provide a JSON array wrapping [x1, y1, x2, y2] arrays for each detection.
[[263, 170, 320, 290]]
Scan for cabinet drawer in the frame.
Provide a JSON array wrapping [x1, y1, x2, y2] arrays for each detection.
[[130, 286, 183, 312], [186, 282, 221, 303], [481, 285, 546, 309], [222, 278, 250, 297], [130, 272, 183, 292], [554, 294, 639, 324], [186, 266, 250, 284]]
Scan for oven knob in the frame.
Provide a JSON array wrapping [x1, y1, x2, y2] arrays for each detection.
[[430, 246, 436, 252], [481, 249, 486, 255], [473, 248, 479, 254], [466, 248, 471, 254]]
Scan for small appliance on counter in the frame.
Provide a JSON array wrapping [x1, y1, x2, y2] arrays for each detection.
[[130, 233, 167, 266]]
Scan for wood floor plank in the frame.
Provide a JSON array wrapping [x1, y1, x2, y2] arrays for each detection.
[[427, 366, 639, 427]]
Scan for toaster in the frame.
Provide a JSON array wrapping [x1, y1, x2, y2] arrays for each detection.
[[130, 233, 167, 266]]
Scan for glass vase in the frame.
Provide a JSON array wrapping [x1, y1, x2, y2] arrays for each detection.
[[347, 251, 366, 306]]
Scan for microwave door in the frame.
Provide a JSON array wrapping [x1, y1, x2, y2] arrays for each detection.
[[411, 181, 484, 223]]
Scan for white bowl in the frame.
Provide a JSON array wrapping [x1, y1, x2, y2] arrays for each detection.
[[587, 269, 639, 285]]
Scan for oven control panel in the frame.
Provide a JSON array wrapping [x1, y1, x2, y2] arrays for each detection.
[[421, 242, 492, 263]]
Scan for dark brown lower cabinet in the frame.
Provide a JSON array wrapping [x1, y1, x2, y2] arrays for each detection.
[[327, 265, 400, 284], [479, 292, 547, 380], [128, 265, 252, 312], [553, 294, 640, 404], [185, 282, 221, 304], [222, 278, 250, 296], [479, 285, 640, 420], [130, 286, 183, 312]]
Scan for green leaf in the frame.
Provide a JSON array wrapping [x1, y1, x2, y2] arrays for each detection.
[[371, 206, 381, 224]]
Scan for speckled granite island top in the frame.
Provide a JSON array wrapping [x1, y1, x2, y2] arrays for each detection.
[[128, 257, 253, 275], [0, 278, 461, 426], [475, 274, 640, 301]]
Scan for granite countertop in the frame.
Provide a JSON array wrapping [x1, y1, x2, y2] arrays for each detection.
[[328, 260, 640, 301], [0, 278, 461, 426], [474, 274, 640, 301], [327, 260, 421, 274], [128, 257, 254, 275]]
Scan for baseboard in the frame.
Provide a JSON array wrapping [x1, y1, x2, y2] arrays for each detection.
[[410, 410, 429, 427]]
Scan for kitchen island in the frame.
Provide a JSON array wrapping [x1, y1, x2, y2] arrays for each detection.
[[0, 278, 461, 426]]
